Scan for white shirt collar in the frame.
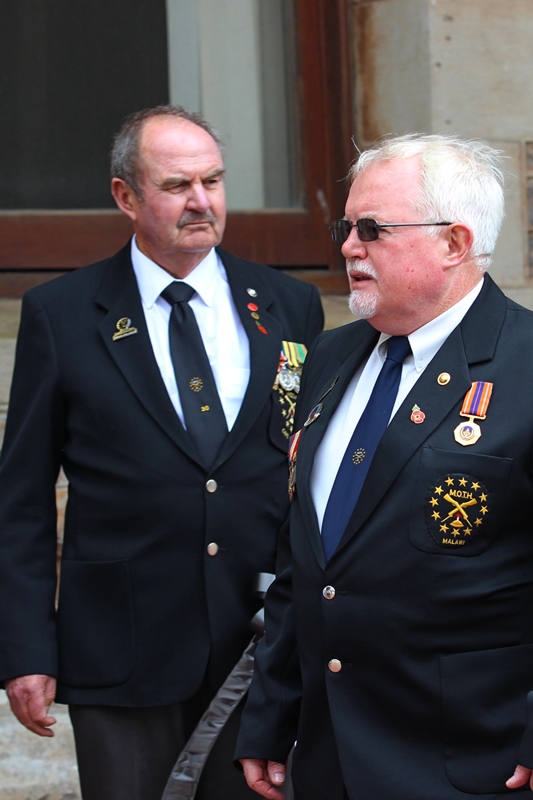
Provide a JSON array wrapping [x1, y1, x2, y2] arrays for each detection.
[[377, 278, 484, 372], [130, 236, 224, 309]]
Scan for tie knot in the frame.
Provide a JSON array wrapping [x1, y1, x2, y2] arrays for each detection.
[[162, 281, 195, 306], [385, 335, 411, 365]]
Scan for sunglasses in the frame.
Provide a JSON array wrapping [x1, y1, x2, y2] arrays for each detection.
[[329, 218, 453, 244]]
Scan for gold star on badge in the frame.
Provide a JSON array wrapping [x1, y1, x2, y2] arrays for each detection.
[[445, 477, 454, 486], [435, 486, 443, 495]]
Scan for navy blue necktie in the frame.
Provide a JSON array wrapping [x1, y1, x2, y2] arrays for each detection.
[[162, 282, 227, 469], [321, 336, 411, 560]]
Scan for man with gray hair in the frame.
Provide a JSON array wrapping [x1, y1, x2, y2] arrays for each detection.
[[237, 133, 533, 798], [0, 105, 323, 800]]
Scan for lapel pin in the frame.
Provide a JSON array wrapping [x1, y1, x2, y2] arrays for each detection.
[[247, 288, 258, 297], [112, 317, 138, 341], [304, 403, 323, 427], [410, 404, 425, 424], [437, 372, 451, 385]]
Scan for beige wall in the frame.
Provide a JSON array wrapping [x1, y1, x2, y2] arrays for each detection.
[[352, 0, 533, 306]]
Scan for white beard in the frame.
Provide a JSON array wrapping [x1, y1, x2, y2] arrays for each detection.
[[346, 260, 379, 319]]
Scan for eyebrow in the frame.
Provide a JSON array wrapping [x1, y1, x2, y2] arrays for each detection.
[[160, 168, 226, 188]]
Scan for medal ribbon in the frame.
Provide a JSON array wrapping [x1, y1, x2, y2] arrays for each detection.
[[288, 428, 302, 462], [281, 340, 307, 368], [460, 381, 493, 420]]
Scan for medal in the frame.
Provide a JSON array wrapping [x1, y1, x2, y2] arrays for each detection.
[[274, 342, 308, 439], [454, 381, 493, 446]]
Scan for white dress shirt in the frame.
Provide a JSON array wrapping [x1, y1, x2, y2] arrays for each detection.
[[311, 279, 484, 529], [131, 237, 250, 431]]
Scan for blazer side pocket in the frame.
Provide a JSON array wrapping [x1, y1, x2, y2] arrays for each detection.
[[57, 559, 136, 688], [440, 642, 533, 793]]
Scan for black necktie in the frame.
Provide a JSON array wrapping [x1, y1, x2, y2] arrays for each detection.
[[162, 282, 228, 468], [321, 336, 411, 560]]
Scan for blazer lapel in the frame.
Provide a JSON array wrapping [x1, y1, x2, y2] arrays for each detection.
[[212, 250, 284, 466], [95, 246, 202, 465], [295, 325, 379, 566]]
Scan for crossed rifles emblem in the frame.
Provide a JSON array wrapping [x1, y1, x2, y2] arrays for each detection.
[[442, 492, 478, 529], [428, 476, 489, 546]]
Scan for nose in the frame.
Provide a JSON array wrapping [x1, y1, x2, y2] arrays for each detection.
[[187, 182, 210, 212], [341, 228, 367, 260]]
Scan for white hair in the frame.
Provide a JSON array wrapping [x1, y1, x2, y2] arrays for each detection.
[[349, 134, 506, 271]]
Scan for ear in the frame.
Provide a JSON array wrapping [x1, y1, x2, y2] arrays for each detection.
[[111, 178, 139, 221], [444, 223, 474, 268]]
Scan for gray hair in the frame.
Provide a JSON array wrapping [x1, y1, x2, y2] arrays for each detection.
[[110, 105, 223, 198], [350, 133, 506, 271]]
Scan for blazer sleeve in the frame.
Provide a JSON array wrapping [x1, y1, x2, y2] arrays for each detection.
[[303, 284, 324, 348], [234, 518, 301, 763], [0, 291, 65, 682]]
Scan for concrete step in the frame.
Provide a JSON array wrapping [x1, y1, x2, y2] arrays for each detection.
[[0, 694, 80, 799]]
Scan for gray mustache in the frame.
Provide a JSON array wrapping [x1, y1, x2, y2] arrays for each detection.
[[178, 211, 217, 228]]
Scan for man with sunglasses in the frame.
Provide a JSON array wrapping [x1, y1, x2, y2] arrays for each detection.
[[237, 133, 533, 799]]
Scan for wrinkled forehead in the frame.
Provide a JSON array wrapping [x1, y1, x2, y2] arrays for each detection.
[[347, 156, 423, 217]]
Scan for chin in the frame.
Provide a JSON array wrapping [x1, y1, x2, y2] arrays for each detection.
[[348, 290, 378, 320]]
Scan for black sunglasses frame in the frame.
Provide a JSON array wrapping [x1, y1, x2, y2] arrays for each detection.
[[329, 218, 453, 244]]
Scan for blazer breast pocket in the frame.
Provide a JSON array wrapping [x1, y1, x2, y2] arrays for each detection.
[[57, 559, 136, 688], [409, 446, 513, 556]]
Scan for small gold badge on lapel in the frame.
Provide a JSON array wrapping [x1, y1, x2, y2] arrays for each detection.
[[112, 317, 138, 341], [437, 372, 451, 385]]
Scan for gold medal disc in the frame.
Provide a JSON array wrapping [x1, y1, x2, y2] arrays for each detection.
[[454, 418, 481, 446]]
